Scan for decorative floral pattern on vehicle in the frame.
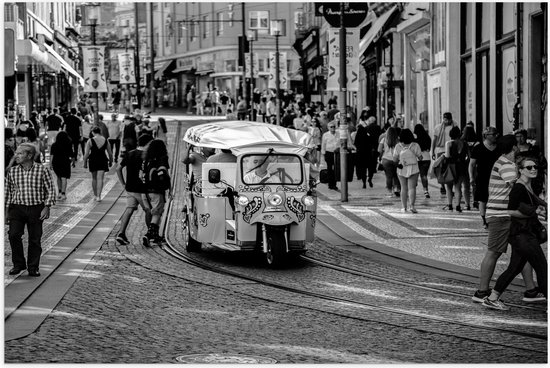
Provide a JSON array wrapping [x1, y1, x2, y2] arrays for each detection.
[[283, 214, 293, 222], [199, 213, 211, 227], [262, 214, 275, 221], [192, 208, 198, 227], [238, 185, 272, 193], [276, 185, 307, 192], [286, 196, 305, 222], [309, 213, 316, 228], [242, 197, 263, 223]]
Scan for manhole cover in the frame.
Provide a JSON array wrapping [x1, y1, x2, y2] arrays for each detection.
[[176, 353, 277, 364]]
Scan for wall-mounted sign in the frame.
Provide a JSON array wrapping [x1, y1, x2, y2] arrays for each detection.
[[177, 58, 195, 71]]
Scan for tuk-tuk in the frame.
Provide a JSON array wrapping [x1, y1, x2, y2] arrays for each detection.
[[182, 121, 319, 266]]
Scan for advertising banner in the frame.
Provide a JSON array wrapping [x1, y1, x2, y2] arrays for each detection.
[[327, 28, 360, 92], [82, 46, 108, 93], [268, 52, 287, 90], [109, 48, 126, 82], [245, 52, 259, 78], [118, 52, 136, 84]]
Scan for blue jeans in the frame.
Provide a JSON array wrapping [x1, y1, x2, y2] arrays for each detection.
[[8, 204, 45, 270], [494, 231, 547, 298]]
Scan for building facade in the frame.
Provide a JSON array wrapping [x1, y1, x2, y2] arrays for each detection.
[[5, 2, 82, 125]]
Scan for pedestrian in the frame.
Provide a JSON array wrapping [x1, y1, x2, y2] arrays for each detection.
[[468, 127, 500, 228], [4, 127, 16, 174], [461, 124, 480, 208], [378, 126, 401, 197], [63, 107, 83, 164], [5, 143, 56, 277], [515, 128, 547, 196], [49, 130, 74, 201], [236, 96, 247, 120], [121, 115, 138, 156], [22, 127, 45, 163], [155, 117, 168, 144], [115, 134, 154, 245], [354, 110, 371, 188], [394, 128, 422, 213], [80, 115, 93, 158], [83, 126, 113, 202], [106, 113, 122, 163], [365, 116, 382, 187], [95, 114, 110, 140], [111, 86, 121, 113], [293, 110, 306, 131], [308, 117, 322, 164], [482, 156, 548, 310], [472, 134, 539, 303], [210, 87, 220, 116], [413, 124, 432, 198], [45, 108, 64, 150], [430, 112, 458, 195], [182, 145, 215, 192], [141, 139, 172, 246], [443, 126, 469, 212], [321, 122, 340, 191]]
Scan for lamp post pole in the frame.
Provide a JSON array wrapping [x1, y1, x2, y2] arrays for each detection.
[[247, 30, 257, 121], [91, 20, 99, 125], [339, 2, 348, 202], [275, 33, 281, 126], [134, 3, 141, 110], [149, 2, 155, 112]]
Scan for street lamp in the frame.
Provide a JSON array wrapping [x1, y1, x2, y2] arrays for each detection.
[[270, 19, 285, 126], [86, 3, 100, 124], [246, 29, 257, 121], [122, 27, 130, 52]]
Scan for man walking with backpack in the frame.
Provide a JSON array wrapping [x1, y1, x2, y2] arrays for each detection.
[[115, 134, 154, 245], [141, 139, 171, 247]]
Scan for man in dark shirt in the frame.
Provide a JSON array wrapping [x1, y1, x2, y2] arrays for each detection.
[[115, 134, 154, 245], [63, 108, 83, 161], [45, 108, 64, 149]]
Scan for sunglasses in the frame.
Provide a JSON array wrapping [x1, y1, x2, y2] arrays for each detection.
[[523, 165, 538, 170]]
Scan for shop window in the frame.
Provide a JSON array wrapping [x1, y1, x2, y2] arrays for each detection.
[[476, 3, 491, 46], [5, 4, 14, 22], [258, 59, 265, 72], [432, 3, 446, 66]]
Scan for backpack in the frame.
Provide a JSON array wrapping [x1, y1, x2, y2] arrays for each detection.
[[141, 160, 171, 192], [399, 145, 418, 166]]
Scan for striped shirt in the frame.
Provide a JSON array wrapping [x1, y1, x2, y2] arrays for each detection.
[[5, 162, 56, 207], [485, 155, 517, 218]]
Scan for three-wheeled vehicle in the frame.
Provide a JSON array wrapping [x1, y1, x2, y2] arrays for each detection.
[[181, 121, 319, 266]]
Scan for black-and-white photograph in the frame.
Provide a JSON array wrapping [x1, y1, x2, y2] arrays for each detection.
[[3, 2, 547, 364]]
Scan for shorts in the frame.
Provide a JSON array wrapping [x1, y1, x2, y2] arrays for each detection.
[[486, 216, 511, 253], [474, 180, 489, 202], [146, 192, 166, 216], [126, 192, 150, 211]]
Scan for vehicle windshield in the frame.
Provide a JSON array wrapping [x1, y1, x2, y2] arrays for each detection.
[[241, 153, 303, 185]]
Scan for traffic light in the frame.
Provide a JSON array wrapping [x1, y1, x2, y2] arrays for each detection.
[[238, 36, 249, 66]]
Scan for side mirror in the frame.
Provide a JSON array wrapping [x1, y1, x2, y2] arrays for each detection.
[[208, 169, 221, 184], [319, 169, 329, 184]]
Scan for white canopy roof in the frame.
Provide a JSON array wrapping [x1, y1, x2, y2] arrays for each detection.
[[183, 121, 315, 155]]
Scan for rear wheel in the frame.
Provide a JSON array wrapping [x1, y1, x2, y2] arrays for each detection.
[[265, 227, 287, 267], [182, 212, 201, 252]]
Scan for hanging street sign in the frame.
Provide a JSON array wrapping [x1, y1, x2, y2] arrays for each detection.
[[245, 52, 259, 78], [268, 51, 288, 90], [118, 52, 136, 84], [327, 28, 360, 92], [319, 3, 369, 28], [82, 46, 108, 93]]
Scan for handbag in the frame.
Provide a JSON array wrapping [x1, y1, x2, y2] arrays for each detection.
[[437, 158, 455, 185], [526, 188, 548, 244], [377, 162, 384, 171]]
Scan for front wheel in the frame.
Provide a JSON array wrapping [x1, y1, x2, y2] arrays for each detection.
[[182, 212, 201, 252], [265, 227, 287, 267]]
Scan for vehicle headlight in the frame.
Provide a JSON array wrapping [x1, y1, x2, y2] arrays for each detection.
[[302, 195, 315, 206], [268, 194, 283, 206], [237, 196, 250, 206]]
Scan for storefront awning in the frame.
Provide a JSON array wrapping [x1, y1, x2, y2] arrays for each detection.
[[15, 39, 61, 72], [358, 5, 398, 57], [44, 44, 85, 87], [154, 59, 176, 79]]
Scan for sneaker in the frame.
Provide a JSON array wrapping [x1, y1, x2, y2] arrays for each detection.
[[394, 191, 401, 198], [443, 205, 453, 211], [472, 289, 492, 303], [424, 191, 430, 199], [473, 201, 479, 209], [456, 205, 463, 213], [142, 235, 151, 248], [465, 205, 471, 211], [410, 207, 418, 214], [116, 233, 129, 245], [60, 194, 67, 201], [523, 289, 547, 303], [482, 297, 510, 311]]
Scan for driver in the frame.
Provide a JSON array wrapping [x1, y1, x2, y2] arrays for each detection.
[[243, 155, 272, 184]]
